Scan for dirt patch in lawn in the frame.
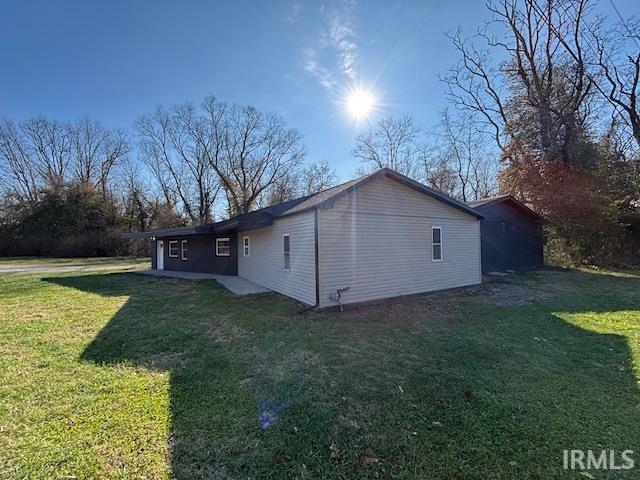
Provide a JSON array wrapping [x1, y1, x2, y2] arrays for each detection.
[[478, 282, 556, 306], [338, 292, 461, 326], [204, 315, 248, 343]]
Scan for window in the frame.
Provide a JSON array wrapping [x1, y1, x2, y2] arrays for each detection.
[[243, 236, 250, 257], [181, 240, 188, 260], [216, 238, 230, 256], [432, 227, 442, 261], [168, 240, 178, 258], [283, 234, 290, 270], [499, 221, 508, 233]]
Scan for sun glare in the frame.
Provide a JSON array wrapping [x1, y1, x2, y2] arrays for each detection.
[[345, 88, 375, 120]]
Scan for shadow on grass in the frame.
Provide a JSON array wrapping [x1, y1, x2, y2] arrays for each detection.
[[44, 269, 640, 479]]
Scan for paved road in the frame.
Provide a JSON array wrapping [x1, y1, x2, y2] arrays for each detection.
[[0, 262, 145, 275]]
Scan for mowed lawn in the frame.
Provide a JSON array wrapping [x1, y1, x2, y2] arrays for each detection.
[[1, 265, 639, 479]]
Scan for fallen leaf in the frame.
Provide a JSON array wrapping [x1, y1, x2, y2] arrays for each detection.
[[432, 421, 443, 427], [578, 472, 595, 479], [509, 461, 518, 466], [329, 442, 340, 459], [362, 447, 378, 465]]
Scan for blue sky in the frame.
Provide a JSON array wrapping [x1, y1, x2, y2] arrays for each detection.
[[0, 0, 635, 181]]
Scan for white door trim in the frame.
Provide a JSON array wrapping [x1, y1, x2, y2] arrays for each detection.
[[157, 240, 164, 270]]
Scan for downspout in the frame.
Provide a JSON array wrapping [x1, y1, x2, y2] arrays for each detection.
[[296, 207, 320, 314]]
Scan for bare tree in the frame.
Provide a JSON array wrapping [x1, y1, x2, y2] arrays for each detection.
[[117, 158, 182, 232], [261, 169, 300, 206], [136, 104, 220, 225], [424, 110, 498, 201], [443, 0, 594, 161], [423, 156, 458, 197], [353, 116, 422, 178], [0, 120, 40, 205], [589, 17, 640, 147], [69, 117, 129, 198], [260, 158, 338, 207], [201, 98, 305, 215], [21, 117, 71, 189], [299, 159, 337, 195]]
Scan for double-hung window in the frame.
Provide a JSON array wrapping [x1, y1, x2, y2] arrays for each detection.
[[432, 227, 443, 261], [243, 236, 250, 257], [283, 234, 290, 270], [216, 238, 230, 256], [181, 240, 188, 260], [168, 240, 179, 258]]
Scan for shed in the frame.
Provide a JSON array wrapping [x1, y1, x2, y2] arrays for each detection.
[[467, 195, 544, 274]]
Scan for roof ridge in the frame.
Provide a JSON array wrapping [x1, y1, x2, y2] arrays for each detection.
[[277, 167, 483, 219]]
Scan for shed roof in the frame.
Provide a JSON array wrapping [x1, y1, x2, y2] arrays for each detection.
[[467, 195, 544, 222], [123, 168, 483, 239]]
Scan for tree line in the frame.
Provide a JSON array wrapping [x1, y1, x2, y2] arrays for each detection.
[[1, 0, 638, 266], [0, 98, 337, 257]]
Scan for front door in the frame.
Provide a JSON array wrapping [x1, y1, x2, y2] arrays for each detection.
[[157, 240, 164, 270]]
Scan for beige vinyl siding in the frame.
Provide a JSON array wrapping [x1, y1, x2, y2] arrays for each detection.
[[318, 175, 481, 307], [238, 210, 316, 305]]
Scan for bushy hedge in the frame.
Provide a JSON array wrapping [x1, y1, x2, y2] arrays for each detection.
[[0, 183, 149, 258]]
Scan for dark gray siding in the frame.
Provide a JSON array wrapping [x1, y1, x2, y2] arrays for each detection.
[[155, 234, 238, 275], [477, 202, 543, 273]]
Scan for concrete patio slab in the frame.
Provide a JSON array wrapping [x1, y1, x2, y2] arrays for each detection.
[[133, 269, 271, 295]]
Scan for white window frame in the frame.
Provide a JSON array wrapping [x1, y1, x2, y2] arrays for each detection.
[[181, 240, 188, 261], [168, 240, 179, 258], [243, 236, 250, 257], [432, 226, 443, 262], [283, 234, 290, 271], [216, 238, 230, 257]]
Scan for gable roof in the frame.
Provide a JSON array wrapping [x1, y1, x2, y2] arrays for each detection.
[[467, 195, 544, 222], [280, 168, 483, 219], [123, 168, 482, 239]]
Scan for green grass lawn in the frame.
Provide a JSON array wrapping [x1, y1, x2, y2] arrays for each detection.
[[1, 267, 639, 479]]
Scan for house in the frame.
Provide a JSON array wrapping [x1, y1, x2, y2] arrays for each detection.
[[467, 195, 544, 274], [124, 168, 484, 308]]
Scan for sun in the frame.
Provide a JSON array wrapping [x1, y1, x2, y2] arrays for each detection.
[[345, 88, 375, 120]]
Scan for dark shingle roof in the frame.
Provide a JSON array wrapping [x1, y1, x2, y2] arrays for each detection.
[[124, 168, 483, 239], [467, 194, 544, 222], [467, 195, 511, 208]]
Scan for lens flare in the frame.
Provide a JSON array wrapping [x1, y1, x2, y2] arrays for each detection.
[[345, 88, 375, 120]]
